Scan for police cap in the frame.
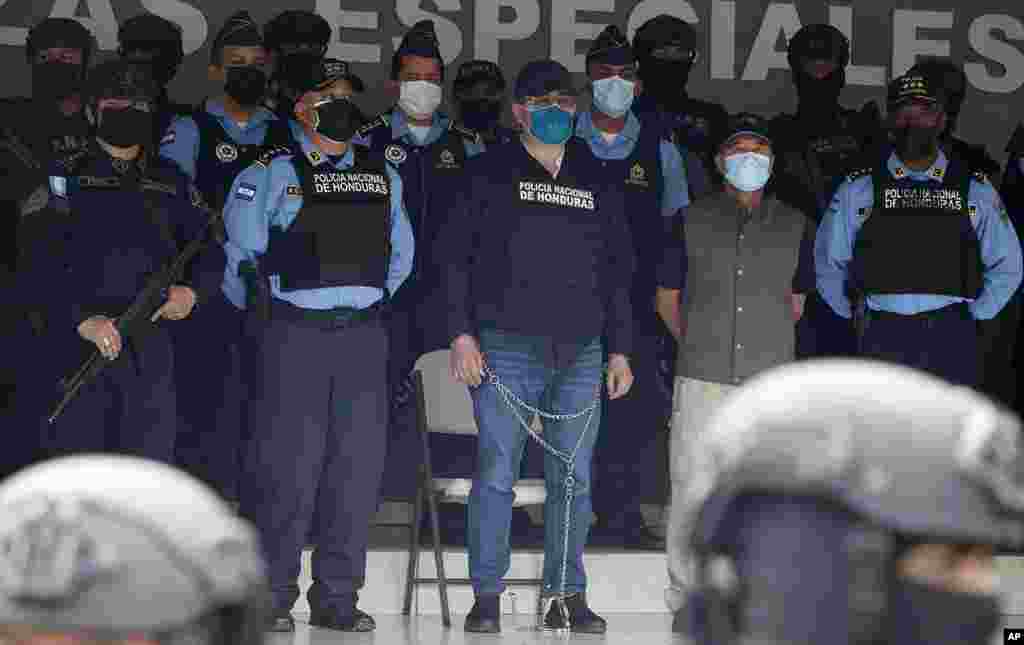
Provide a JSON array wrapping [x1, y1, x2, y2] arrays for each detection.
[[513, 59, 577, 101], [586, 25, 633, 67], [25, 18, 93, 63], [392, 19, 444, 80], [633, 15, 697, 63], [887, 73, 946, 112], [263, 10, 331, 57], [908, 57, 967, 116], [0, 456, 268, 642], [786, 24, 849, 69], [211, 10, 263, 62], [719, 112, 773, 150], [276, 53, 365, 108]]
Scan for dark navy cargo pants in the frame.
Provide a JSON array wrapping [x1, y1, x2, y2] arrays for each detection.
[[240, 302, 388, 613], [861, 303, 979, 387]]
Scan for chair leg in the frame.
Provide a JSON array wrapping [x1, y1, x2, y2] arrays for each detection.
[[403, 480, 425, 615], [426, 488, 451, 628]]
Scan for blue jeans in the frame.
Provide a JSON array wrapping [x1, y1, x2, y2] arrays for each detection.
[[468, 330, 604, 595]]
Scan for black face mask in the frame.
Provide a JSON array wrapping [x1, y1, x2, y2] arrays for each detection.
[[639, 58, 692, 107], [886, 579, 1001, 645], [459, 98, 502, 132], [33, 62, 84, 101], [97, 107, 153, 148], [893, 125, 940, 161], [313, 98, 360, 144], [225, 66, 267, 106], [793, 67, 845, 113]]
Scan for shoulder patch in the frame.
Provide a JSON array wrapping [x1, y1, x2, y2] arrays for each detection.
[[286, 185, 302, 197], [385, 144, 407, 164], [355, 114, 389, 138], [256, 145, 292, 167], [234, 182, 258, 202]]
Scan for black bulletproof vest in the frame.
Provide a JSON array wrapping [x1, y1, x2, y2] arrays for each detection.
[[192, 109, 285, 211], [265, 144, 392, 293], [853, 161, 983, 298]]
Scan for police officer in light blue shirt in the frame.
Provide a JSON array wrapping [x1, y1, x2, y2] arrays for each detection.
[[575, 25, 687, 548], [224, 54, 413, 634], [159, 10, 282, 505], [816, 73, 1022, 387]]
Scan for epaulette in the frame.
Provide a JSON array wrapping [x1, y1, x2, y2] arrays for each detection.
[[450, 121, 482, 144], [255, 145, 292, 167], [355, 114, 389, 138], [847, 167, 872, 182]]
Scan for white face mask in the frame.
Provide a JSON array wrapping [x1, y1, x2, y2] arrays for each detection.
[[398, 80, 442, 120], [723, 152, 773, 192], [591, 76, 636, 119]]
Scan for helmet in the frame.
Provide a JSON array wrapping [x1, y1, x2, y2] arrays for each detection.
[[263, 10, 331, 57], [786, 23, 850, 69], [0, 455, 268, 645], [25, 18, 94, 66], [117, 13, 184, 87], [690, 359, 1024, 555]]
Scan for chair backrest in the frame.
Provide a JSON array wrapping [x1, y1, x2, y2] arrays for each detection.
[[414, 349, 479, 436]]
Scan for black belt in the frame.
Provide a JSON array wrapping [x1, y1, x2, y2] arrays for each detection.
[[868, 302, 970, 321], [269, 298, 387, 328]]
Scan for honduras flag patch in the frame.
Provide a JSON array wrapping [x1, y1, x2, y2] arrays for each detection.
[[235, 182, 257, 201]]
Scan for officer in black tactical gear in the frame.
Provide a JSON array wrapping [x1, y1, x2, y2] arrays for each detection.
[[631, 14, 728, 202], [908, 57, 1001, 178], [263, 10, 332, 118], [117, 13, 191, 146], [772, 23, 884, 362], [452, 59, 516, 145], [676, 359, 1019, 645], [0, 454, 269, 645], [0, 17, 94, 478]]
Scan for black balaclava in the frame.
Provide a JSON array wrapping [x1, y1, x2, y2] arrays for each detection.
[[86, 60, 158, 151], [787, 24, 849, 118], [26, 18, 93, 102], [453, 59, 505, 134], [634, 14, 698, 111], [117, 13, 184, 98]]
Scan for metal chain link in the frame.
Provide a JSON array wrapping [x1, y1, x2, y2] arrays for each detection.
[[481, 362, 603, 632]]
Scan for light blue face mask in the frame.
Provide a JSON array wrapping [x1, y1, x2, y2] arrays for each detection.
[[723, 152, 773, 192], [527, 104, 575, 145], [591, 76, 636, 118]]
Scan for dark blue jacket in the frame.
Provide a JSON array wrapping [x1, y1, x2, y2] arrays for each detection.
[[439, 138, 636, 357]]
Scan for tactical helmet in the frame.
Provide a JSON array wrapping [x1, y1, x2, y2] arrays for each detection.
[[263, 10, 331, 57], [690, 360, 1024, 555], [787, 23, 850, 69], [25, 18, 94, 66], [0, 455, 268, 645], [117, 13, 184, 87]]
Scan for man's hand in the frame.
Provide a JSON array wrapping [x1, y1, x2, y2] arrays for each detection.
[[607, 353, 634, 399], [451, 334, 484, 387], [790, 292, 807, 321], [150, 286, 197, 322], [78, 315, 122, 361]]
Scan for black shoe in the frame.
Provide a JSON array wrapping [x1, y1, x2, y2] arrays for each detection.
[[309, 607, 376, 632], [268, 614, 295, 633], [464, 594, 501, 633], [542, 593, 606, 634]]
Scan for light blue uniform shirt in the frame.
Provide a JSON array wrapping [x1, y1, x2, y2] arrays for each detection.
[[160, 99, 278, 308], [357, 108, 453, 150], [816, 151, 1022, 321], [159, 98, 278, 181], [575, 110, 690, 218], [223, 120, 414, 310]]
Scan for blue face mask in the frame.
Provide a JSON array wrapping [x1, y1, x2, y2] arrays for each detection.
[[591, 76, 636, 118], [527, 104, 575, 145], [723, 152, 773, 192]]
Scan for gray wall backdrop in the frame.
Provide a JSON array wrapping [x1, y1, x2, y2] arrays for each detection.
[[2, 1, 1022, 163]]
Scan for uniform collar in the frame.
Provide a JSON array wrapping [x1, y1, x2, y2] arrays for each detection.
[[887, 150, 949, 183], [289, 120, 355, 169], [576, 110, 640, 144], [390, 108, 449, 144], [715, 190, 776, 223], [205, 98, 276, 128]]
